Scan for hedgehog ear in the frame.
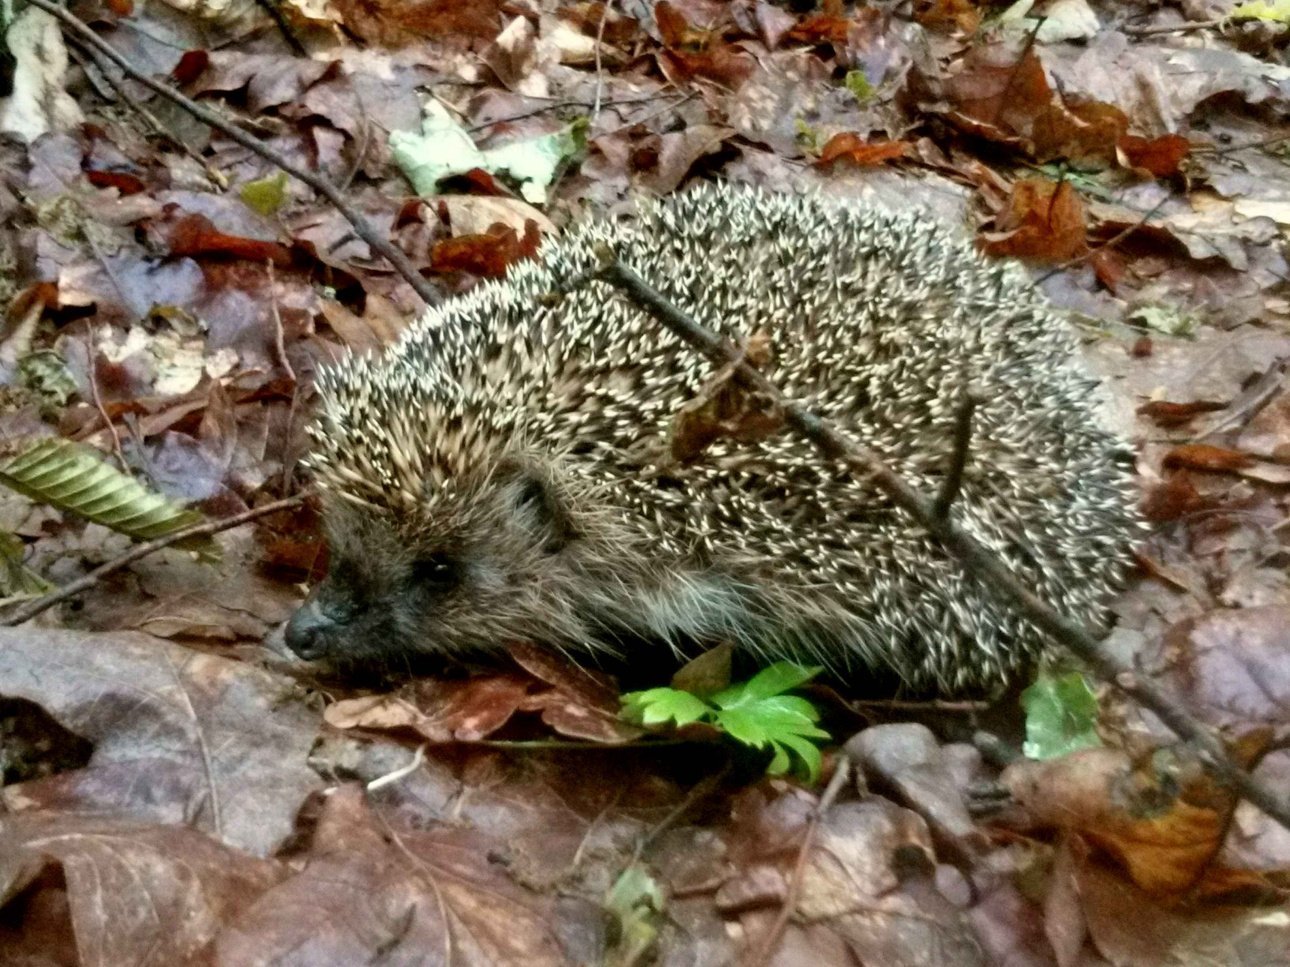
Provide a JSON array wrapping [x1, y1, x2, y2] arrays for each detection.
[[501, 463, 572, 554]]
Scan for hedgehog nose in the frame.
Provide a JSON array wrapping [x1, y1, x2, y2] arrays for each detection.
[[285, 599, 333, 660]]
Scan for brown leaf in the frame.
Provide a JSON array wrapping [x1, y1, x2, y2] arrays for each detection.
[[508, 641, 645, 743], [1137, 399, 1229, 428], [1002, 748, 1270, 898], [1157, 607, 1290, 733], [1161, 443, 1254, 473], [328, 0, 504, 47], [163, 212, 293, 265], [325, 674, 535, 742], [914, 0, 981, 33], [1118, 134, 1191, 179], [1076, 849, 1289, 966], [216, 785, 568, 965], [979, 178, 1087, 262], [84, 169, 146, 195], [943, 45, 1125, 164], [786, 12, 853, 46], [655, 1, 753, 88], [430, 220, 541, 278], [0, 814, 285, 965], [1141, 473, 1209, 523], [0, 628, 323, 857], [815, 133, 910, 168]]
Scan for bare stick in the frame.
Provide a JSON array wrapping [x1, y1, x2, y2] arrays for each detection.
[[591, 0, 616, 122], [26, 0, 440, 309], [1, 495, 304, 626], [1122, 17, 1224, 37], [1034, 195, 1170, 286], [750, 757, 850, 967], [588, 247, 1290, 833], [933, 392, 979, 520]]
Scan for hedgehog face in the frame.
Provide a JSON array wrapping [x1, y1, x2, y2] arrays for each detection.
[[284, 460, 586, 665]]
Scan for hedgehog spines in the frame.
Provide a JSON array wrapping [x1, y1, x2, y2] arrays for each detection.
[[297, 184, 1141, 693]]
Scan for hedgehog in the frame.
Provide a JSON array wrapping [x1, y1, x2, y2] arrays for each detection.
[[284, 184, 1141, 694]]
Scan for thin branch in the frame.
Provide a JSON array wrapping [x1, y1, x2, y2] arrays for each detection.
[[27, 0, 440, 309], [1035, 195, 1170, 286], [467, 92, 675, 134], [933, 392, 979, 521], [591, 0, 616, 122], [84, 334, 127, 471], [588, 247, 1290, 834], [0, 495, 304, 626], [66, 35, 227, 189], [750, 758, 850, 967], [1202, 131, 1290, 158], [1122, 17, 1225, 37], [265, 259, 297, 384]]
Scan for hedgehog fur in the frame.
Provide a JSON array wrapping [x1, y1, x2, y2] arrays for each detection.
[[285, 184, 1141, 694]]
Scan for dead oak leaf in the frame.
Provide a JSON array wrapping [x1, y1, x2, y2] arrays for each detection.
[[979, 178, 1087, 262]]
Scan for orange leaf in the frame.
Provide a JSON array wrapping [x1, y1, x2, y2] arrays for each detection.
[[979, 178, 1087, 262], [1137, 400, 1228, 428], [1161, 444, 1253, 473], [1118, 133, 1191, 178], [815, 133, 909, 168]]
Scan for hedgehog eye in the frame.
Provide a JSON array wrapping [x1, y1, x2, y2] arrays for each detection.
[[411, 552, 459, 589]]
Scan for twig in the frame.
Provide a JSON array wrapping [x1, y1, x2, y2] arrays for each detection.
[[66, 35, 227, 189], [27, 0, 440, 309], [1202, 131, 1290, 158], [265, 259, 297, 384], [750, 758, 850, 966], [466, 92, 672, 133], [366, 742, 427, 792], [1035, 195, 1170, 286], [1122, 17, 1224, 37], [83, 328, 127, 472], [591, 0, 616, 122], [933, 392, 979, 520], [627, 763, 730, 869], [250, 0, 307, 56], [587, 247, 1290, 834], [0, 495, 304, 626]]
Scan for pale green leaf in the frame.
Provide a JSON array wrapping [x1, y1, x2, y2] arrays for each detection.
[[1231, 0, 1290, 23], [390, 101, 586, 204], [620, 686, 711, 727], [0, 438, 215, 556], [240, 172, 289, 216], [1022, 672, 1103, 760]]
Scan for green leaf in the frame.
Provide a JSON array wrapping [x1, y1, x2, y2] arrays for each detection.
[[620, 686, 711, 728], [240, 172, 289, 216], [0, 530, 54, 597], [622, 661, 830, 783], [713, 707, 771, 748], [605, 864, 663, 965], [844, 70, 874, 103], [0, 438, 216, 559], [18, 350, 76, 411], [1129, 304, 1197, 337], [481, 118, 587, 204], [766, 741, 791, 777], [1231, 0, 1290, 23], [775, 732, 824, 784], [714, 661, 822, 705], [1022, 672, 1103, 760]]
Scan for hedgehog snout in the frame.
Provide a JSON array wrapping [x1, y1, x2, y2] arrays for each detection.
[[284, 596, 336, 660]]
